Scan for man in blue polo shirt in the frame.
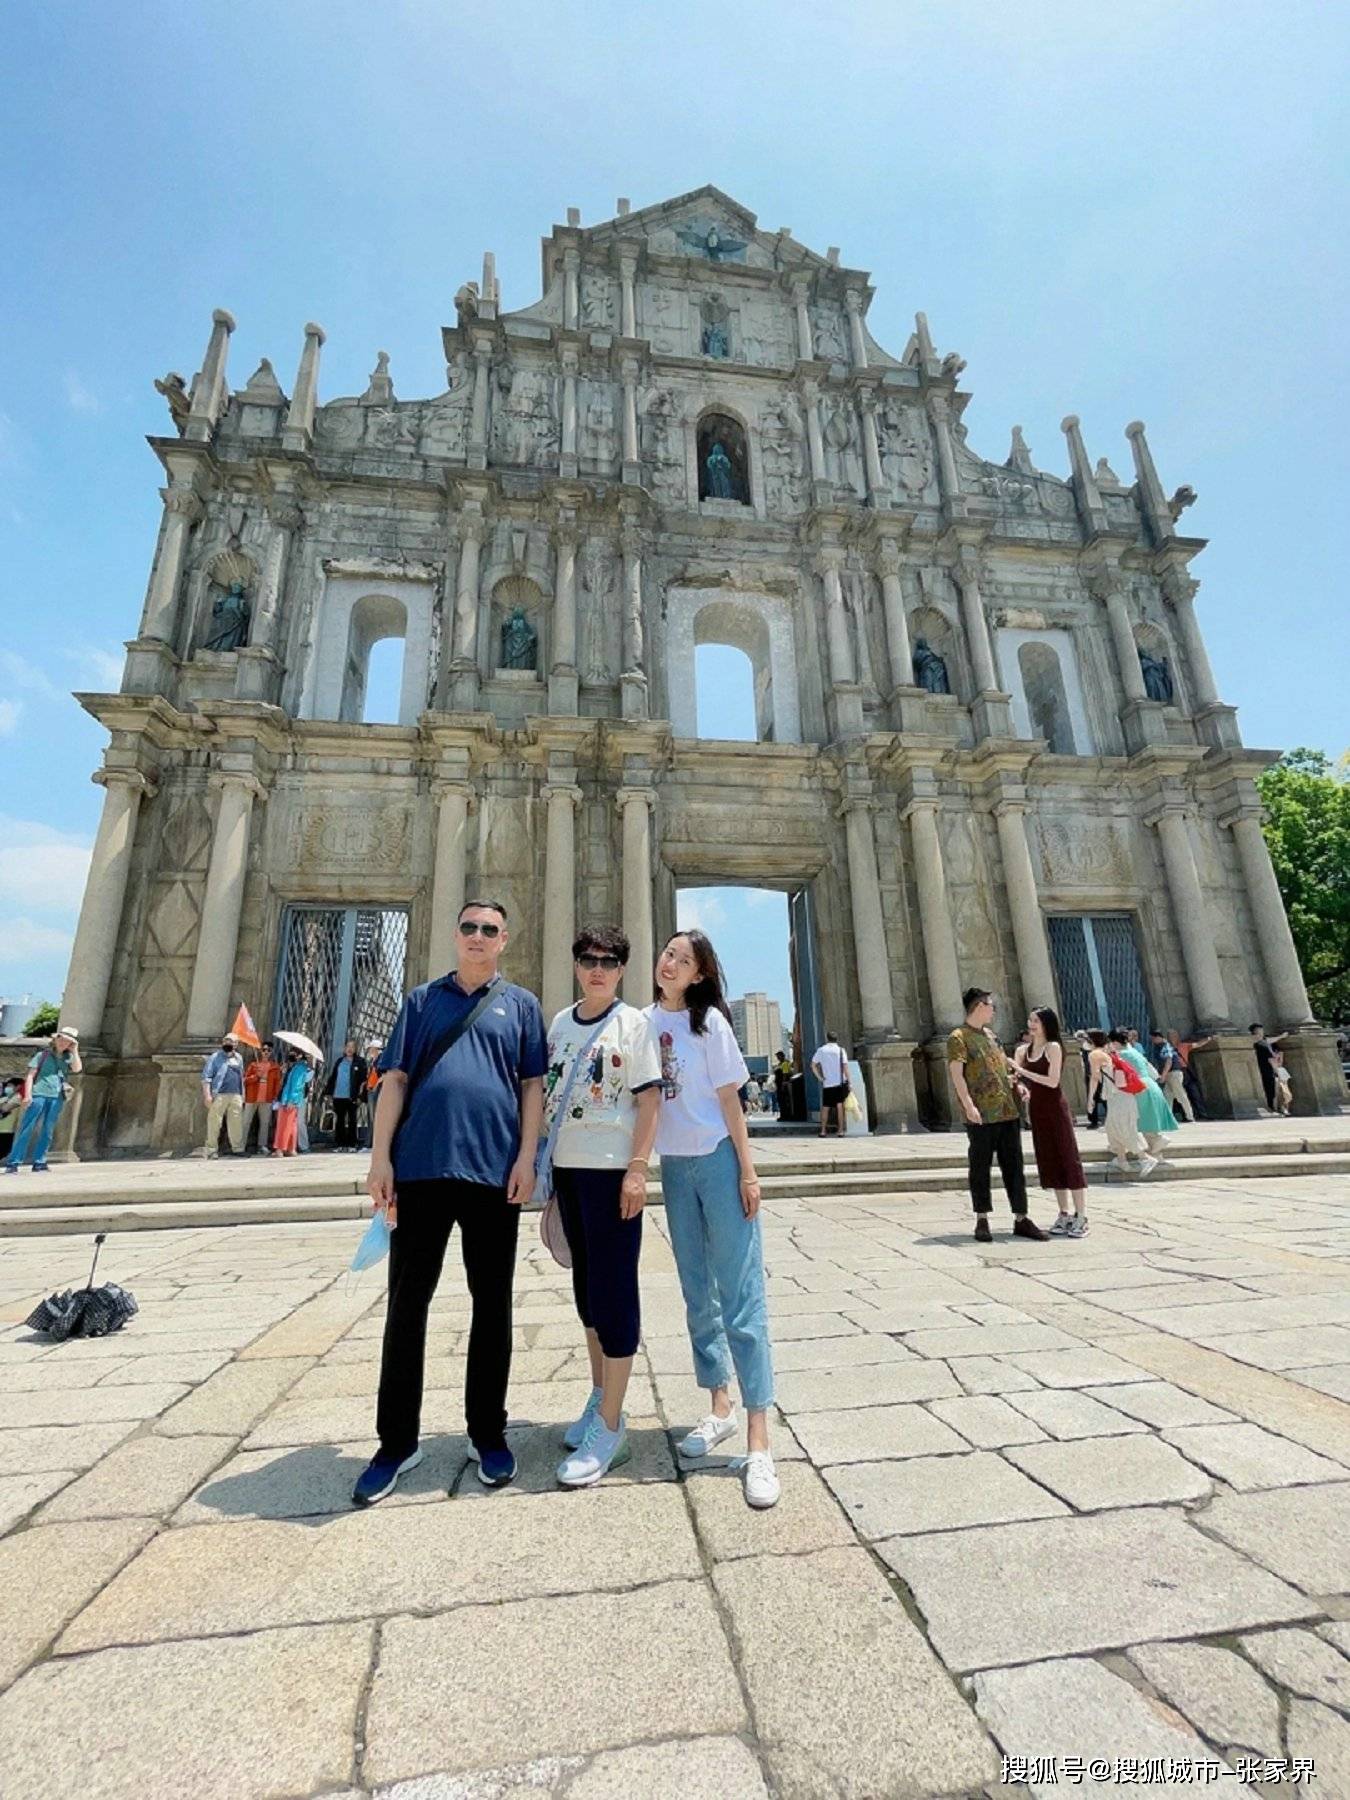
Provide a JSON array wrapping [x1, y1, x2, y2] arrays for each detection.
[[354, 898, 547, 1505]]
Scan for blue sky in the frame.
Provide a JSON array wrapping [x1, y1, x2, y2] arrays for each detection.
[[2, 1, 1346, 1024]]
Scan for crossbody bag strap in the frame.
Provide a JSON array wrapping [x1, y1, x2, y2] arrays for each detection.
[[534, 1012, 614, 1191], [406, 977, 503, 1095]]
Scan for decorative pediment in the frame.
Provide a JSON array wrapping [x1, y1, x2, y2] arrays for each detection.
[[580, 186, 833, 276]]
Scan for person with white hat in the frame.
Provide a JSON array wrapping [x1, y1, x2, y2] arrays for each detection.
[[4, 1025, 82, 1174]]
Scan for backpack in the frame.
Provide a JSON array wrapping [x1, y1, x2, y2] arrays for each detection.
[[1110, 1052, 1146, 1096]]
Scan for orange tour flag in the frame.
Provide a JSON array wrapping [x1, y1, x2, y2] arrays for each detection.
[[230, 1004, 262, 1049]]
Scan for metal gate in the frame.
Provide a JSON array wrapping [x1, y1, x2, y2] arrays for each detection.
[[1047, 913, 1151, 1038], [272, 906, 410, 1125], [789, 884, 825, 1114]]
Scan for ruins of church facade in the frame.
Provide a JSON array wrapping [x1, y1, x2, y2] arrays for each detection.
[[60, 185, 1343, 1151]]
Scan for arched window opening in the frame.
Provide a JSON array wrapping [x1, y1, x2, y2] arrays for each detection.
[[697, 412, 750, 504], [339, 594, 409, 725], [1018, 641, 1076, 753], [693, 599, 775, 742]]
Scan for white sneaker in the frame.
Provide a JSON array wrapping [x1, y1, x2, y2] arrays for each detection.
[[743, 1449, 780, 1509], [678, 1411, 738, 1459], [557, 1414, 630, 1487], [1110, 1157, 1131, 1173], [563, 1386, 602, 1451], [1138, 1154, 1159, 1179]]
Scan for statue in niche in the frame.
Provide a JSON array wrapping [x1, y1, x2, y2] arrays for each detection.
[[204, 580, 251, 653], [705, 441, 735, 499], [500, 607, 538, 671], [912, 637, 951, 695], [154, 372, 192, 434], [701, 295, 730, 359], [1139, 647, 1173, 703]]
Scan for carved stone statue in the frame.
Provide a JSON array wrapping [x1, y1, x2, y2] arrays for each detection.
[[1168, 484, 1198, 520], [912, 637, 951, 695], [454, 282, 480, 329], [154, 372, 191, 434], [705, 441, 735, 499], [675, 222, 747, 262], [204, 580, 250, 653], [702, 317, 730, 359], [1139, 648, 1173, 703], [500, 607, 538, 671]]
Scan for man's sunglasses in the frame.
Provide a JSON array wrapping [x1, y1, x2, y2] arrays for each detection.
[[576, 953, 622, 970], [458, 921, 501, 938]]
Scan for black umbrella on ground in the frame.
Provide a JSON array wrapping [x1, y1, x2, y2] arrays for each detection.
[[24, 1233, 138, 1341]]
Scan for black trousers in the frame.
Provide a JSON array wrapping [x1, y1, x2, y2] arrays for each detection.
[[966, 1118, 1028, 1216], [376, 1178, 520, 1456], [333, 1097, 358, 1147], [555, 1166, 643, 1358]]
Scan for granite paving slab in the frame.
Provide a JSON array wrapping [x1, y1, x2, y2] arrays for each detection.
[[1199, 1325, 1350, 1372], [926, 1393, 1049, 1448], [773, 1359, 960, 1413], [1285, 1698, 1350, 1795], [0, 1518, 156, 1692], [1161, 1422, 1350, 1490], [1087, 1380, 1237, 1429], [947, 1354, 1042, 1394], [153, 1356, 312, 1437], [6, 1383, 190, 1429], [364, 1582, 743, 1785], [786, 1400, 968, 1465], [1238, 1626, 1350, 1709], [683, 1460, 855, 1560], [1202, 1484, 1350, 1593], [880, 1509, 1316, 1670], [566, 1736, 770, 1798], [1005, 1347, 1153, 1387], [36, 1433, 234, 1523], [1008, 1388, 1150, 1439], [1004, 1433, 1212, 1510], [1127, 1640, 1283, 1759], [824, 1448, 1069, 1538], [174, 1435, 470, 1524]]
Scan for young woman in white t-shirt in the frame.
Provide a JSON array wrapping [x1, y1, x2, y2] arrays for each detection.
[[545, 925, 663, 1487], [647, 930, 780, 1509]]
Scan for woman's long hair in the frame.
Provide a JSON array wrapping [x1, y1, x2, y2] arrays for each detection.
[[1030, 1006, 1063, 1045], [661, 929, 733, 1037]]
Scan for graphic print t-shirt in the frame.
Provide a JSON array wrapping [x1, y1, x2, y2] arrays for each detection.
[[813, 1042, 847, 1088], [945, 1026, 1019, 1124], [646, 1004, 750, 1159], [545, 1002, 662, 1171]]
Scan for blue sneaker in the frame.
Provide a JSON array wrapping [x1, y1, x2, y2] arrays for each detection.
[[563, 1386, 603, 1451], [468, 1441, 517, 1487], [352, 1446, 423, 1507]]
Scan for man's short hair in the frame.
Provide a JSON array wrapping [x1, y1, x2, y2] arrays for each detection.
[[572, 923, 630, 963], [458, 898, 508, 923], [962, 987, 991, 1012], [1248, 1023, 1262, 1034]]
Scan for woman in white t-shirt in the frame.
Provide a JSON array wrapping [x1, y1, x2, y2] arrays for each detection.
[[647, 930, 780, 1510], [545, 925, 663, 1487]]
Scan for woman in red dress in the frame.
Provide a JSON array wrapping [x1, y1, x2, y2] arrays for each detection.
[[1014, 1007, 1089, 1238]]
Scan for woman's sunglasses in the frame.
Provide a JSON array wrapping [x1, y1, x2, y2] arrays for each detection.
[[576, 953, 622, 970], [458, 921, 501, 938]]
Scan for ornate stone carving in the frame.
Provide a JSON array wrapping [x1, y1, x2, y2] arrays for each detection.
[[579, 382, 616, 463], [289, 804, 413, 871], [154, 373, 192, 434], [580, 275, 617, 331], [876, 405, 934, 497], [810, 304, 847, 363], [1037, 818, 1131, 888]]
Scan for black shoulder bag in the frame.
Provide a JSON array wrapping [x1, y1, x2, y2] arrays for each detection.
[[404, 978, 503, 1097]]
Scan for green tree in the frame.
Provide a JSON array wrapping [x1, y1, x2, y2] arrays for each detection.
[[21, 1000, 60, 1037], [1257, 749, 1350, 1024]]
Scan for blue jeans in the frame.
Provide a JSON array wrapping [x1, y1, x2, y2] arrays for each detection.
[[6, 1096, 64, 1169], [660, 1134, 774, 1410]]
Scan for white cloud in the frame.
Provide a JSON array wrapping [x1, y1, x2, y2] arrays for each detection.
[[0, 651, 61, 700], [0, 916, 76, 966], [675, 890, 728, 933], [0, 816, 93, 918], [63, 643, 125, 689], [0, 700, 19, 738], [63, 370, 103, 415]]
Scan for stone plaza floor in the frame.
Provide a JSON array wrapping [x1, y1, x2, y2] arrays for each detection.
[[1, 1160, 1349, 1797]]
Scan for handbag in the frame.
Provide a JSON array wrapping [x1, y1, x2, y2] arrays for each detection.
[[532, 1013, 613, 1269], [1110, 1052, 1146, 1096]]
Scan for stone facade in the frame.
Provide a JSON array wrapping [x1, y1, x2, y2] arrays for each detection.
[[61, 185, 1342, 1151]]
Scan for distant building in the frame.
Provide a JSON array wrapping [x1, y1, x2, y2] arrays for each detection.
[[0, 997, 35, 1038], [730, 991, 782, 1061]]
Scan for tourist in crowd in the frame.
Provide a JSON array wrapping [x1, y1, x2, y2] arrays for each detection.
[[811, 1029, 850, 1138], [773, 1051, 793, 1120], [0, 1078, 22, 1161], [360, 1039, 384, 1148], [1169, 1029, 1211, 1120], [3, 1026, 81, 1173], [272, 1049, 314, 1157], [200, 1033, 245, 1158], [948, 990, 1048, 1243], [1250, 1024, 1287, 1112], [324, 1038, 369, 1152], [1149, 1030, 1193, 1123], [1087, 1030, 1149, 1176], [353, 900, 547, 1506], [243, 1041, 282, 1154], [1110, 1028, 1175, 1167], [649, 930, 780, 1509], [760, 1076, 778, 1117], [1014, 1008, 1089, 1238], [545, 925, 661, 1488], [1271, 1048, 1294, 1115], [1075, 1029, 1107, 1129]]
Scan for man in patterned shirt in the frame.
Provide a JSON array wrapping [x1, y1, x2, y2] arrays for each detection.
[[947, 988, 1048, 1245]]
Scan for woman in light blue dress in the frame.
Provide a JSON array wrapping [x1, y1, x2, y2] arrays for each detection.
[[1109, 1029, 1177, 1161]]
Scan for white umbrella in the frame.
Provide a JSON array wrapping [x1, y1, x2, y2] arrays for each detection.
[[273, 1029, 325, 1063]]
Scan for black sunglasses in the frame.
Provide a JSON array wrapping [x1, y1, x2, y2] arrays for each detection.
[[458, 920, 501, 938], [577, 953, 622, 970]]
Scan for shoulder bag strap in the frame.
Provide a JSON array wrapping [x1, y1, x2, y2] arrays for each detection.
[[533, 1012, 614, 1195], [406, 977, 503, 1096]]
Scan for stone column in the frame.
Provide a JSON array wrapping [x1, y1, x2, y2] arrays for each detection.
[[1061, 414, 1107, 536], [1126, 420, 1175, 544], [184, 308, 236, 442], [818, 552, 855, 687], [844, 289, 868, 369], [281, 323, 326, 453], [1153, 806, 1232, 1028], [927, 393, 964, 518], [139, 486, 203, 643], [60, 770, 155, 1042], [1162, 567, 1220, 709], [618, 247, 638, 340], [875, 541, 912, 693], [790, 276, 814, 360], [618, 788, 654, 1004], [452, 518, 485, 667], [427, 782, 473, 978], [1095, 574, 1148, 705], [559, 345, 579, 478], [801, 377, 827, 486], [620, 354, 640, 484], [1227, 809, 1316, 1025], [562, 249, 580, 331], [994, 801, 1056, 1009], [842, 800, 896, 1036], [468, 342, 492, 467], [620, 529, 647, 719], [859, 394, 885, 503], [186, 774, 263, 1039], [952, 551, 999, 694], [543, 784, 581, 1018], [550, 522, 579, 714], [907, 800, 964, 1032]]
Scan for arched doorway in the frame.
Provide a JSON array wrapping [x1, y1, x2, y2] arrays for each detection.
[[666, 588, 801, 744]]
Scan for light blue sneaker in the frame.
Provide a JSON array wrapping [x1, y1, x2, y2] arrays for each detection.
[[557, 1414, 630, 1488], [563, 1385, 603, 1451]]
